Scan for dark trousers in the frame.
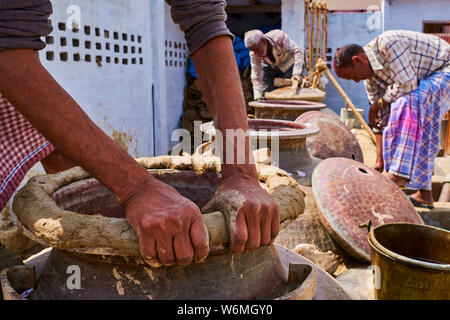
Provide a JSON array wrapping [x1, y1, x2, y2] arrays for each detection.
[[261, 62, 294, 97]]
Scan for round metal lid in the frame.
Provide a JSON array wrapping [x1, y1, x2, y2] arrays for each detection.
[[312, 158, 424, 262], [296, 111, 364, 162], [200, 119, 319, 140]]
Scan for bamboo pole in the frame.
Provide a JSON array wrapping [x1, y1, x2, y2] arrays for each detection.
[[316, 59, 377, 144], [445, 111, 450, 155], [309, 2, 316, 75], [315, 1, 321, 68], [305, 0, 312, 74], [322, 2, 328, 61]]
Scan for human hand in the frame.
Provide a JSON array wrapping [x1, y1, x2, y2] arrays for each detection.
[[124, 178, 209, 267], [202, 174, 279, 253], [368, 103, 382, 130], [291, 75, 301, 82], [373, 160, 384, 173]]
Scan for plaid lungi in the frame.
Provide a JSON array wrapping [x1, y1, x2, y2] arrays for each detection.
[[0, 93, 54, 211], [382, 72, 450, 190]]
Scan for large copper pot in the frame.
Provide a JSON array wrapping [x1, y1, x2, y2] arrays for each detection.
[[4, 156, 318, 300]]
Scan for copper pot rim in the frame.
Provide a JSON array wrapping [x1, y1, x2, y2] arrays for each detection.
[[11, 156, 305, 258], [200, 119, 319, 139], [249, 99, 327, 110]]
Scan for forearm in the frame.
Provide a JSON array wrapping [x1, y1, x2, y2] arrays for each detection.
[[292, 49, 305, 76], [250, 58, 264, 100], [0, 49, 152, 205], [375, 133, 383, 161], [191, 36, 258, 179]]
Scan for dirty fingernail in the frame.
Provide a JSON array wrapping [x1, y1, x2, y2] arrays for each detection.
[[143, 257, 162, 268]]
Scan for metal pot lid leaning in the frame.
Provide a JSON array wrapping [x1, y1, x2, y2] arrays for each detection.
[[295, 111, 364, 162], [312, 158, 424, 263]]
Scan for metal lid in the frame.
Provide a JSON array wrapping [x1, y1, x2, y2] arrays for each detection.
[[296, 111, 364, 162], [312, 158, 424, 262]]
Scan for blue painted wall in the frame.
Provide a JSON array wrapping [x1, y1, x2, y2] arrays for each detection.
[[383, 0, 450, 32], [322, 12, 383, 120]]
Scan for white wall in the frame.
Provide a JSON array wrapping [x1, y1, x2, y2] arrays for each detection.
[[37, 1, 191, 157], [383, 0, 450, 32], [163, 3, 189, 153], [40, 0, 155, 157], [281, 0, 306, 50]]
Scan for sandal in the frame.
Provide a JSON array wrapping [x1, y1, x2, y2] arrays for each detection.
[[408, 196, 434, 209], [399, 186, 410, 195]]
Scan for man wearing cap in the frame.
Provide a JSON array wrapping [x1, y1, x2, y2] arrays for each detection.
[[0, 0, 279, 267], [244, 29, 306, 100], [333, 30, 449, 209]]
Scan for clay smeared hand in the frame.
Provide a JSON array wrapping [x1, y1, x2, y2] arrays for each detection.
[[202, 174, 280, 253], [124, 178, 209, 267]]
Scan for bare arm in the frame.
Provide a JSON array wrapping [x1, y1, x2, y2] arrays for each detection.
[[0, 49, 149, 201], [192, 36, 280, 253], [249, 52, 265, 100], [373, 133, 384, 173], [0, 49, 209, 267]]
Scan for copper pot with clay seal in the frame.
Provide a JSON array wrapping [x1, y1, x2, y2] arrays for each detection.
[[2, 156, 341, 300]]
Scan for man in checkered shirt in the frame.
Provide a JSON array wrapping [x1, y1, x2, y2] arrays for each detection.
[[334, 30, 449, 209], [0, 0, 280, 268]]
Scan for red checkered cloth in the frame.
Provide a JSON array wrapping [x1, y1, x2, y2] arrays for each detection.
[[0, 93, 54, 211]]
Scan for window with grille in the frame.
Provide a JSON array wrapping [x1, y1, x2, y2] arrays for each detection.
[[423, 21, 450, 43]]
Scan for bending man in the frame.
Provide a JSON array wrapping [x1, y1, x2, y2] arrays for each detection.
[[333, 30, 449, 209], [244, 29, 305, 100]]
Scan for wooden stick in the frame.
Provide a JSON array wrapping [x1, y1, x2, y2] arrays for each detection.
[[315, 2, 321, 68], [445, 111, 450, 155], [305, 0, 312, 73], [309, 2, 316, 75], [322, 2, 327, 61], [316, 59, 377, 144], [311, 71, 321, 88]]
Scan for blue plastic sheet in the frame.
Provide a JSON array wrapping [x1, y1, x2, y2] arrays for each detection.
[[187, 24, 281, 79], [188, 35, 250, 79]]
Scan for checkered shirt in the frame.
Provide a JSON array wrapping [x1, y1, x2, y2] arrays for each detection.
[[0, 93, 54, 211], [363, 30, 450, 106]]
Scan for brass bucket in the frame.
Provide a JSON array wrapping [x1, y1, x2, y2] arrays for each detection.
[[368, 223, 450, 300]]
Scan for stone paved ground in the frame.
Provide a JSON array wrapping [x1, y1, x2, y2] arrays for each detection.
[[352, 128, 377, 168]]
